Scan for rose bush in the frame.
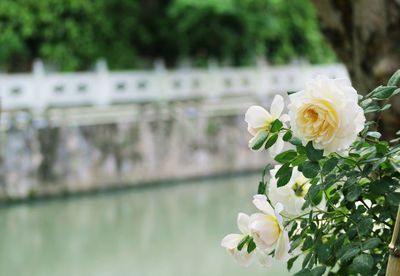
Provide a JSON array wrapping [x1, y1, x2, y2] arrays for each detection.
[[222, 72, 400, 275]]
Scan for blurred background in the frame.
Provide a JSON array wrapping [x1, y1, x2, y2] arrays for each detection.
[[0, 0, 399, 275]]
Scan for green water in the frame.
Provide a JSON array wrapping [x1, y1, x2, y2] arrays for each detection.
[[0, 175, 291, 276]]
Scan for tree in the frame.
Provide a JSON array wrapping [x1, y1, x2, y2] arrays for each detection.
[[0, 0, 334, 71], [170, 0, 335, 66], [312, 0, 400, 139]]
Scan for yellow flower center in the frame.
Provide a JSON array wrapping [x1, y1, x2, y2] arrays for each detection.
[[292, 179, 310, 198], [252, 118, 275, 134], [296, 99, 339, 142]]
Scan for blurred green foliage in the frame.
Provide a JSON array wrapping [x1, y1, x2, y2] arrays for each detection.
[[0, 0, 336, 72]]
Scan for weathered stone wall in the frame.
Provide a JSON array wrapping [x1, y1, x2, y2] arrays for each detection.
[[0, 98, 270, 201]]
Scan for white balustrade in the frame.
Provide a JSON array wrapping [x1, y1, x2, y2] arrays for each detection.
[[0, 60, 349, 112]]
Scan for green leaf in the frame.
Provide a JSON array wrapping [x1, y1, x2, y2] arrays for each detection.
[[289, 136, 303, 146], [293, 269, 312, 276], [316, 244, 331, 263], [370, 85, 398, 100], [291, 154, 308, 166], [362, 238, 381, 250], [311, 266, 326, 276], [347, 228, 358, 240], [290, 237, 302, 253], [345, 185, 361, 202], [361, 164, 373, 176], [251, 131, 269, 150], [302, 161, 320, 178], [283, 131, 292, 141], [340, 246, 360, 262], [257, 181, 266, 195], [364, 104, 380, 114], [305, 141, 324, 161], [359, 218, 373, 236], [237, 235, 249, 251], [350, 254, 374, 275], [322, 157, 338, 174], [247, 238, 256, 253], [360, 98, 372, 108], [261, 164, 273, 180], [276, 163, 290, 177], [287, 255, 299, 271], [343, 173, 357, 186], [387, 193, 400, 206], [381, 103, 391, 111], [333, 235, 346, 252], [301, 250, 314, 267], [390, 157, 400, 173], [367, 131, 382, 139], [270, 119, 283, 133], [376, 141, 388, 154], [275, 150, 297, 164], [289, 222, 298, 236], [302, 236, 313, 250], [300, 219, 308, 229], [349, 153, 361, 158], [265, 133, 278, 149], [324, 174, 336, 189], [359, 146, 376, 159], [277, 166, 293, 187], [296, 145, 306, 155], [308, 184, 323, 205], [369, 177, 393, 195], [388, 69, 400, 86]]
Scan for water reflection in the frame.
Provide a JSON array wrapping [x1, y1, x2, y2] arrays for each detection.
[[0, 175, 291, 276]]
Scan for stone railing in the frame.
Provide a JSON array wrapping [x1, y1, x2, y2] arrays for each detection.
[[0, 60, 348, 112]]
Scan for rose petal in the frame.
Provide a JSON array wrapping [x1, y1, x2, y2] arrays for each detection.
[[221, 234, 243, 250], [245, 106, 272, 129], [274, 230, 290, 261], [252, 195, 275, 216], [270, 95, 285, 118], [237, 213, 250, 234]]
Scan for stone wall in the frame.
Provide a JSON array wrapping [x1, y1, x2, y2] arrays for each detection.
[[0, 98, 271, 201]]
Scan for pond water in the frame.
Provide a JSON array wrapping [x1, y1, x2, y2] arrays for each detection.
[[0, 174, 292, 276]]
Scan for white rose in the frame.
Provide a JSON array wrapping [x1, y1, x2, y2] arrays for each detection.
[[221, 213, 254, 267], [249, 195, 290, 261], [221, 212, 272, 267], [268, 165, 311, 217], [288, 76, 365, 154], [245, 95, 289, 156]]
